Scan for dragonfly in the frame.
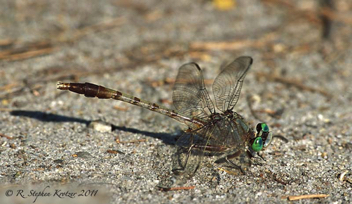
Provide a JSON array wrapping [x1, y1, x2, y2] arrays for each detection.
[[57, 56, 273, 184]]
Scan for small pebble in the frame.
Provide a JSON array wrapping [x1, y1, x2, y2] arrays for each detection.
[[88, 120, 113, 132]]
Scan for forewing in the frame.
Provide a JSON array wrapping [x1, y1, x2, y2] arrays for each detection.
[[173, 62, 215, 121], [212, 56, 253, 112]]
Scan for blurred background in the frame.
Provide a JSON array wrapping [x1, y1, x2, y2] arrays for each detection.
[[1, 0, 351, 203], [1, 0, 351, 100], [1, 0, 351, 108]]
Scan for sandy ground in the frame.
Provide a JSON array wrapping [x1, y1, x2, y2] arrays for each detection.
[[1, 0, 352, 203]]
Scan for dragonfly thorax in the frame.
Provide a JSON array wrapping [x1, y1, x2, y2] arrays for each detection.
[[209, 112, 223, 123]]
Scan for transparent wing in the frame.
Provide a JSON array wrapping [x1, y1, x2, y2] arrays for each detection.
[[172, 132, 203, 182], [172, 125, 214, 183], [212, 56, 253, 112], [173, 62, 215, 121]]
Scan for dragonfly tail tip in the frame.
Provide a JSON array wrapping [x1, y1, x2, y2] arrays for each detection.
[[56, 81, 70, 90]]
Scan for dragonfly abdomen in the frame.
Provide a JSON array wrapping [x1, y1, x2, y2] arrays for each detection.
[[57, 82, 205, 128], [57, 82, 115, 99]]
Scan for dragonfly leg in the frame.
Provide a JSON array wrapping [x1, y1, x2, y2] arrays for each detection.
[[257, 153, 266, 162], [171, 144, 195, 175], [225, 151, 246, 175], [246, 150, 265, 166], [273, 134, 289, 143]]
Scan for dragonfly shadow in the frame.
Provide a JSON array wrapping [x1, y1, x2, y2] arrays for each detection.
[[111, 125, 177, 145], [10, 110, 177, 145], [10, 110, 90, 124]]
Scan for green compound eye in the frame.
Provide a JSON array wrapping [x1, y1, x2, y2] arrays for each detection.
[[252, 137, 263, 152], [256, 123, 269, 137], [256, 123, 272, 148], [261, 123, 269, 132]]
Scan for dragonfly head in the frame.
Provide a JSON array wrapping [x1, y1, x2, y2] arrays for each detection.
[[251, 123, 273, 152]]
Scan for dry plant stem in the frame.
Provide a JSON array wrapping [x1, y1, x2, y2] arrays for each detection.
[[0, 17, 125, 62], [288, 194, 329, 201], [0, 133, 13, 139], [256, 72, 332, 98], [161, 186, 195, 191]]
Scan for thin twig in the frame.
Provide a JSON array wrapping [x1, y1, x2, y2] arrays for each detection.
[[246, 95, 265, 121], [0, 46, 55, 61], [288, 194, 329, 201], [0, 83, 20, 91], [56, 17, 125, 44], [256, 72, 332, 98], [161, 186, 195, 191], [106, 149, 125, 155], [0, 17, 125, 62], [190, 33, 276, 51], [0, 133, 14, 140]]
